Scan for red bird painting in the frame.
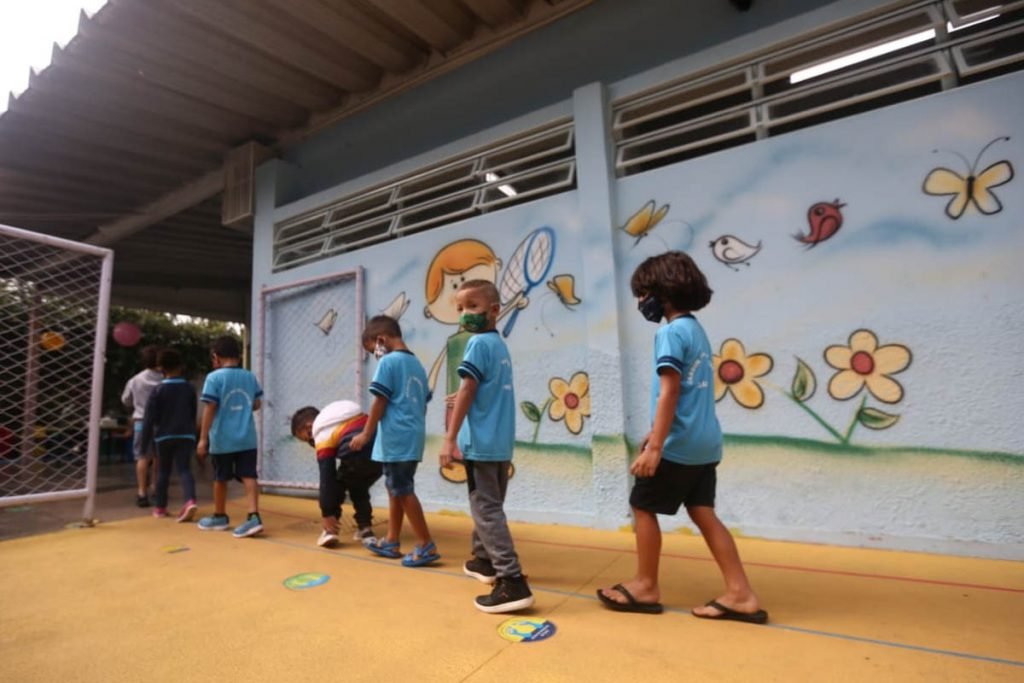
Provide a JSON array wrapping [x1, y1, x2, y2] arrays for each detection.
[[795, 199, 846, 248]]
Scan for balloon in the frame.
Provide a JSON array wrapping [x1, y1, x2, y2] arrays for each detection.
[[40, 331, 66, 352], [112, 321, 141, 347]]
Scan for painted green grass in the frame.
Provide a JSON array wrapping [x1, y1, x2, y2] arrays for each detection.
[[722, 433, 1024, 465]]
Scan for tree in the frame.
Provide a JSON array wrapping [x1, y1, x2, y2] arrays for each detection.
[[104, 308, 243, 415]]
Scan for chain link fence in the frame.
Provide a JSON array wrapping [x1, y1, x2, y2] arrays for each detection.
[[258, 269, 363, 489], [0, 224, 112, 518]]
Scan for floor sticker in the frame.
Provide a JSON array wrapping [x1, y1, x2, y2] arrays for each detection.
[[497, 617, 557, 643], [283, 573, 330, 590]]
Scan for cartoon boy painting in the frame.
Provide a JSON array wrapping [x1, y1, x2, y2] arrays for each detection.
[[424, 239, 525, 482]]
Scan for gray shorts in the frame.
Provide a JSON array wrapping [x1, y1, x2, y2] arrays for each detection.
[[132, 421, 154, 460]]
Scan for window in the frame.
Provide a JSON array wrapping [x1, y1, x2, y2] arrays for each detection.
[[612, 1, 1024, 176], [273, 121, 575, 271]]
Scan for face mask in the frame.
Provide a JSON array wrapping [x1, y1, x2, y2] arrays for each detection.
[[373, 341, 388, 359], [638, 295, 664, 323], [460, 312, 489, 333]]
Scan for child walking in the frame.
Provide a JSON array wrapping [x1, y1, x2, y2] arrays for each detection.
[[121, 345, 162, 507], [598, 251, 767, 623], [440, 280, 533, 613], [350, 315, 440, 567], [290, 400, 383, 548], [140, 348, 198, 523], [196, 335, 265, 539]]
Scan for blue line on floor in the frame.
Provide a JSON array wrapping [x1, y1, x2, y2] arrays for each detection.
[[258, 535, 1024, 669]]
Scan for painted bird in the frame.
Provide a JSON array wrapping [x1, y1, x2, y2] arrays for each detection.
[[796, 199, 846, 247], [709, 234, 762, 271]]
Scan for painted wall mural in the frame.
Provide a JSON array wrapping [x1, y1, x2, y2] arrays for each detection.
[[256, 72, 1024, 557], [612, 74, 1023, 557], [922, 136, 1014, 219]]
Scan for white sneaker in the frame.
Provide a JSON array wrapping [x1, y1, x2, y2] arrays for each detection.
[[317, 530, 340, 548], [353, 527, 376, 545]]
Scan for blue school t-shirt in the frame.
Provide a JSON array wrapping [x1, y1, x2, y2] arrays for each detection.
[[368, 350, 428, 462], [650, 316, 722, 465], [200, 367, 262, 454], [457, 331, 515, 461]]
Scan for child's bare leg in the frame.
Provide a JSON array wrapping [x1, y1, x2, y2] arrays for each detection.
[[397, 493, 433, 548], [213, 480, 228, 515], [242, 477, 259, 515], [384, 494, 404, 543], [599, 507, 661, 604], [687, 506, 761, 615]]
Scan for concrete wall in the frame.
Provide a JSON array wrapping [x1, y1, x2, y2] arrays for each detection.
[[251, 0, 1023, 558]]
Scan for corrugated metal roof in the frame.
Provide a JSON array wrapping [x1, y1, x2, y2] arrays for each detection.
[[0, 0, 591, 320]]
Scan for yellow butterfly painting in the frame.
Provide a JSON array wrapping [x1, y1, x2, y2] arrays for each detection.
[[621, 200, 670, 245], [922, 137, 1014, 220]]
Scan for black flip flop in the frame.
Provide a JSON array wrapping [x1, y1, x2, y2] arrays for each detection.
[[692, 599, 768, 624], [596, 584, 664, 614]]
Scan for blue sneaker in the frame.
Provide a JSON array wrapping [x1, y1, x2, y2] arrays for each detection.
[[232, 516, 263, 538], [197, 514, 230, 531]]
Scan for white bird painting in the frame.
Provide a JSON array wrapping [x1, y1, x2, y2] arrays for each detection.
[[709, 234, 762, 271]]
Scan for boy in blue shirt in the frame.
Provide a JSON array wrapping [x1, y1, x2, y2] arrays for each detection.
[[350, 316, 440, 567], [196, 335, 264, 539], [597, 251, 767, 623], [440, 280, 533, 613], [140, 348, 198, 523]]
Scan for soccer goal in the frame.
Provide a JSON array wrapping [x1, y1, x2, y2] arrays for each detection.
[[0, 223, 113, 522]]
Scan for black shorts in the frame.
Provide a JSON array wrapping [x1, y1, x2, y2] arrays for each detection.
[[211, 449, 258, 482], [629, 460, 718, 515]]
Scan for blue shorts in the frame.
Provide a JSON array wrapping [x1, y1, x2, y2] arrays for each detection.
[[132, 421, 154, 460], [383, 461, 418, 497], [211, 449, 258, 482]]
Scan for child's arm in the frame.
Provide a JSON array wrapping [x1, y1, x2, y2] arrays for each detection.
[[350, 395, 385, 452], [439, 376, 476, 468], [197, 402, 217, 460], [630, 370, 680, 478]]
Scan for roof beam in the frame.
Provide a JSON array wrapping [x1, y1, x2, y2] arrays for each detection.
[[163, 0, 381, 91], [366, 0, 475, 51], [265, 0, 420, 73], [99, 2, 343, 111], [2, 111, 221, 171], [86, 169, 224, 247], [458, 0, 525, 26], [14, 83, 230, 153], [71, 42, 307, 127]]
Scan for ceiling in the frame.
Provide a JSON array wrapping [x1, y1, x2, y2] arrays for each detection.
[[0, 0, 592, 321]]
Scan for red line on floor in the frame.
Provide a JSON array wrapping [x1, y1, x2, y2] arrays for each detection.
[[249, 503, 1024, 595]]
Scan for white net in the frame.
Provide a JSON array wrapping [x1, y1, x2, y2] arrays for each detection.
[[259, 271, 362, 488], [0, 225, 109, 506]]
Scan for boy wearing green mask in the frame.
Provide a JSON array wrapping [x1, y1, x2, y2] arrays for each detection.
[[440, 280, 533, 613], [350, 315, 440, 567]]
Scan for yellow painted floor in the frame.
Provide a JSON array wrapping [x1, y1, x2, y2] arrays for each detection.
[[1, 494, 1022, 682]]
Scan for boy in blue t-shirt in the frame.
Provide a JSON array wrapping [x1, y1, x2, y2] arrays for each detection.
[[440, 280, 533, 614], [196, 335, 264, 539], [350, 316, 440, 567], [597, 251, 767, 624]]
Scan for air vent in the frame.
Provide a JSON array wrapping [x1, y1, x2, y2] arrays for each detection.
[[612, 0, 1024, 176], [222, 142, 270, 228], [273, 121, 576, 272]]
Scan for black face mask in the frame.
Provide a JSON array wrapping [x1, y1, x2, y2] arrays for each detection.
[[638, 295, 664, 323]]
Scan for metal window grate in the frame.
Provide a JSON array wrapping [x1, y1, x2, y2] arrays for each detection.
[[273, 121, 576, 271], [612, 0, 1024, 176]]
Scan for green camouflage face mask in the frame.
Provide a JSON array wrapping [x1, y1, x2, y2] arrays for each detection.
[[459, 312, 489, 333]]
